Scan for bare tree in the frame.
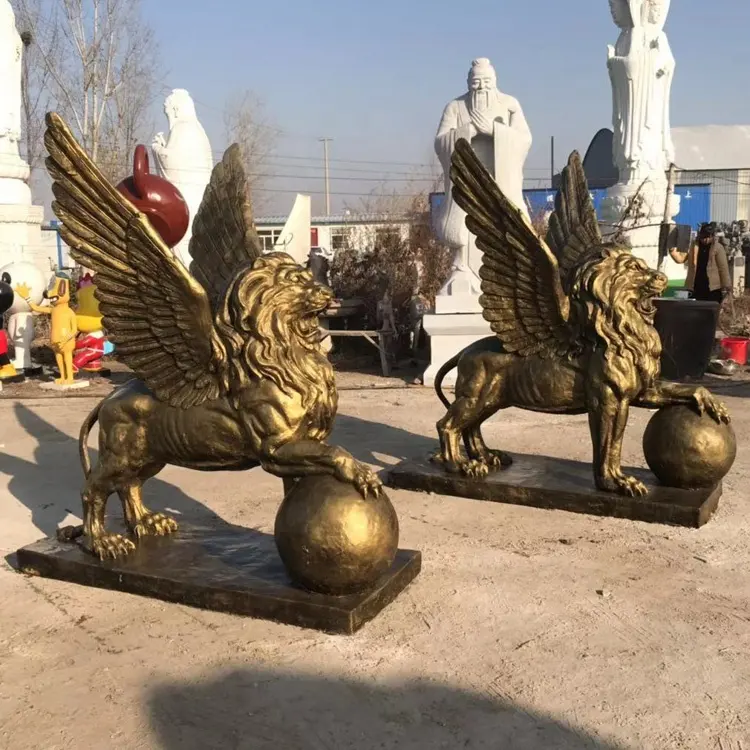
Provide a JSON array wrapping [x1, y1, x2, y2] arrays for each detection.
[[15, 0, 162, 183], [223, 91, 280, 210]]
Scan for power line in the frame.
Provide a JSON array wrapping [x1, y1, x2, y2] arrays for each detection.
[[20, 161, 439, 183]]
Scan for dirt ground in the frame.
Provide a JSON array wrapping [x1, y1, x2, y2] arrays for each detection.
[[1, 379, 750, 750]]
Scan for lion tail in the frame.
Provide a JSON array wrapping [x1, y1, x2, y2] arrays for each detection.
[[433, 336, 503, 409], [433, 352, 462, 409], [78, 401, 102, 478]]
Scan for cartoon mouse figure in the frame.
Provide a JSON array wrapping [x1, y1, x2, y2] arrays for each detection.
[[26, 271, 78, 385]]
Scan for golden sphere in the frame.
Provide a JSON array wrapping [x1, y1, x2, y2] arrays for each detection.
[[643, 405, 736, 489], [274, 475, 399, 596]]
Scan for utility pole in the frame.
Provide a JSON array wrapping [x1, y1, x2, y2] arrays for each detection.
[[658, 163, 678, 273], [663, 162, 677, 224], [550, 135, 555, 187], [319, 138, 332, 216]]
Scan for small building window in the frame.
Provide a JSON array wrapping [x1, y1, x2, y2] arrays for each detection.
[[257, 229, 281, 252], [330, 228, 351, 251]]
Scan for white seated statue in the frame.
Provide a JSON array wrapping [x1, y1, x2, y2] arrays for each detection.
[[434, 57, 532, 302], [151, 89, 214, 268]]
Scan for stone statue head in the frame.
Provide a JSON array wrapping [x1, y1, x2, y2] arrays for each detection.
[[466, 58, 498, 115], [609, 0, 670, 31], [164, 89, 198, 126], [467, 58, 497, 93]]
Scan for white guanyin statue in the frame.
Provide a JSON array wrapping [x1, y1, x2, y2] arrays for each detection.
[[608, 0, 675, 180], [601, 0, 680, 268], [151, 89, 214, 268]]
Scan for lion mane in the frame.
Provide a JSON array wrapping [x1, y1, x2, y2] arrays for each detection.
[[214, 253, 335, 410], [567, 246, 662, 390]]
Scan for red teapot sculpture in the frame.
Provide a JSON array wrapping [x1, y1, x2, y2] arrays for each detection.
[[116, 145, 190, 249]]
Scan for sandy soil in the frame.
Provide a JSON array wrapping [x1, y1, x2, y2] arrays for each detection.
[[1, 382, 749, 749]]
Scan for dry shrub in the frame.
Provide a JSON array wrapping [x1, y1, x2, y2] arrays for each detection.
[[528, 205, 550, 238], [329, 217, 452, 342], [719, 292, 750, 337]]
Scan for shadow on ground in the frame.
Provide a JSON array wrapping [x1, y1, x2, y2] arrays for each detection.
[[147, 667, 626, 750], [1, 404, 436, 549], [333, 414, 438, 468], [1, 403, 246, 552]]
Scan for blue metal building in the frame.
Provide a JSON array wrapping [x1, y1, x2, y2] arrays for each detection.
[[431, 185, 712, 231]]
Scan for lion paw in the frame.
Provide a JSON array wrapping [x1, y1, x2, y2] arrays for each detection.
[[693, 388, 731, 424], [91, 533, 136, 560], [458, 459, 490, 479], [337, 459, 383, 498], [134, 512, 179, 539], [354, 466, 383, 498], [599, 474, 648, 498], [706, 398, 730, 424], [484, 450, 513, 469]]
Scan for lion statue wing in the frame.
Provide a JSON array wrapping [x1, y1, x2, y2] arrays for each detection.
[[44, 112, 229, 409], [545, 151, 604, 287], [189, 144, 263, 310], [450, 138, 575, 358]]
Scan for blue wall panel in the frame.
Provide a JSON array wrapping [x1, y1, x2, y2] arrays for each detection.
[[431, 186, 712, 230], [672, 184, 711, 229]]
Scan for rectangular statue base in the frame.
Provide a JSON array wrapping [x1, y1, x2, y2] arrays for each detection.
[[15, 522, 421, 635], [387, 454, 721, 528]]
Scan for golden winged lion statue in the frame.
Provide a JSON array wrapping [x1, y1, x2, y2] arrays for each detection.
[[432, 138, 730, 497], [44, 112, 382, 560]]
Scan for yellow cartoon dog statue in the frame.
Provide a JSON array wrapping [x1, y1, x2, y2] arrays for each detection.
[[26, 271, 88, 388]]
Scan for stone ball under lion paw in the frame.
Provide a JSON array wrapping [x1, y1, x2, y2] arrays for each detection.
[[643, 405, 736, 489], [274, 475, 399, 596]]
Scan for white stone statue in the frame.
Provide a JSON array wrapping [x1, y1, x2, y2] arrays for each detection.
[[608, 0, 675, 180], [434, 58, 532, 299], [0, 0, 31, 204], [601, 0, 680, 268], [273, 194, 312, 266], [151, 89, 213, 268]]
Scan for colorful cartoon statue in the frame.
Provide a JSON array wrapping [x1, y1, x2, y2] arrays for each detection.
[[26, 271, 79, 385], [0, 260, 48, 376], [73, 273, 114, 374], [0, 273, 24, 383]]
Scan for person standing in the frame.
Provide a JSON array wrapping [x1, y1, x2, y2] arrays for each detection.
[[670, 222, 732, 303]]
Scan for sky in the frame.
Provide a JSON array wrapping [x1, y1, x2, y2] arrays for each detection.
[[141, 0, 750, 216]]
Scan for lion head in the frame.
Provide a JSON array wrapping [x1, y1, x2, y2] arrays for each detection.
[[568, 246, 667, 386], [215, 252, 335, 405]]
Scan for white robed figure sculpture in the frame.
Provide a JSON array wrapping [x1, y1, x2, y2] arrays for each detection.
[[151, 89, 214, 268], [601, 0, 680, 269], [434, 58, 532, 301]]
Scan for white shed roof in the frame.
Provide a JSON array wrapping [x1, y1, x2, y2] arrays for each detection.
[[672, 125, 750, 171]]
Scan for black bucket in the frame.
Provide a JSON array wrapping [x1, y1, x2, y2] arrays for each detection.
[[654, 298, 720, 380]]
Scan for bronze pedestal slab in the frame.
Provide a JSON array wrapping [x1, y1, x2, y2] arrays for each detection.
[[387, 454, 721, 528], [15, 522, 421, 635]]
